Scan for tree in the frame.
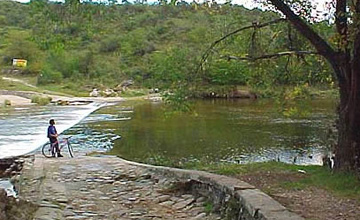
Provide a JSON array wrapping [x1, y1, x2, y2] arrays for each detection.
[[263, 0, 360, 172]]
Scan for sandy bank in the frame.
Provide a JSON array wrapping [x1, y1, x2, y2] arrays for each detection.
[[0, 95, 33, 106]]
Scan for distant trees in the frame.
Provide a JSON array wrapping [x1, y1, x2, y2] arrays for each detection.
[[0, 0, 333, 95]]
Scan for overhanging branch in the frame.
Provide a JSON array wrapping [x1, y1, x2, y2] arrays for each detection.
[[269, 0, 336, 58], [197, 18, 287, 74], [221, 50, 319, 61]]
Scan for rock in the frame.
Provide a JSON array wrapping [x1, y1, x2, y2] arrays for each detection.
[[89, 89, 99, 97], [159, 201, 175, 206], [128, 197, 138, 202], [156, 195, 171, 203], [174, 198, 195, 210], [114, 80, 134, 92], [194, 212, 207, 219], [196, 197, 206, 203], [181, 194, 194, 199], [140, 173, 152, 179], [228, 89, 257, 99], [101, 89, 116, 97]]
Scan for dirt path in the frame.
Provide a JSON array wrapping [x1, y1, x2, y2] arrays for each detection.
[[2, 77, 37, 88], [19, 155, 220, 220]]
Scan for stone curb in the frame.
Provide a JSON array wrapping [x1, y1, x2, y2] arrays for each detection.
[[116, 157, 304, 220]]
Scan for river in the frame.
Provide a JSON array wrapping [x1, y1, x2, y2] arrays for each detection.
[[66, 98, 336, 166], [0, 103, 103, 159], [0, 98, 336, 165]]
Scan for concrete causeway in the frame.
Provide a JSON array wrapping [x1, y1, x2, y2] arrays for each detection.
[[19, 155, 221, 220], [12, 154, 304, 220]]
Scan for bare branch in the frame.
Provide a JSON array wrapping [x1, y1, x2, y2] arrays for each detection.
[[268, 0, 345, 84], [268, 1, 337, 60], [197, 18, 287, 74], [220, 50, 318, 61]]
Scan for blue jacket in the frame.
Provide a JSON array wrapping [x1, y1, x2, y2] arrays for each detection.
[[47, 125, 57, 142]]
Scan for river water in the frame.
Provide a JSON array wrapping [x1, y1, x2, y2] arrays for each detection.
[[0, 99, 337, 165], [65, 98, 336, 166], [0, 103, 103, 159]]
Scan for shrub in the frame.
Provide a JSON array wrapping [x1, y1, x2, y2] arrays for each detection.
[[37, 66, 63, 85], [31, 95, 52, 105], [99, 37, 120, 53], [4, 99, 11, 106]]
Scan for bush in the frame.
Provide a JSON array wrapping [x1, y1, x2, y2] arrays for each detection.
[[99, 37, 120, 53], [4, 99, 11, 106], [37, 66, 63, 85], [31, 95, 52, 105]]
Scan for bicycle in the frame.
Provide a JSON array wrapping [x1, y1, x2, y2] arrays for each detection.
[[42, 136, 74, 158]]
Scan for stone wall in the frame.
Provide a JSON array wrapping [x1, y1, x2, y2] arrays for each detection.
[[119, 158, 304, 220]]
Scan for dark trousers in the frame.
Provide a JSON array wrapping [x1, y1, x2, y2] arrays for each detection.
[[50, 139, 60, 154]]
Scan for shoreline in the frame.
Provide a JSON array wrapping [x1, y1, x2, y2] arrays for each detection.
[[0, 89, 161, 107]]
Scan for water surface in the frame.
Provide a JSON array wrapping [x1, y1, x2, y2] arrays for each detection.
[[64, 99, 336, 165]]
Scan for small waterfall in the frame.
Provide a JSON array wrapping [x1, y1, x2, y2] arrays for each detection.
[[0, 102, 105, 159]]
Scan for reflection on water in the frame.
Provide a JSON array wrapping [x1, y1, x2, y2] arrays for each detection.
[[0, 99, 337, 166], [65, 99, 336, 165]]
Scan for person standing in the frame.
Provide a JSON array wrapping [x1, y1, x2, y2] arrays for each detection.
[[47, 119, 63, 157]]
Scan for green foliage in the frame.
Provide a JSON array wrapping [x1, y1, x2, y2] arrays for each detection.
[[37, 65, 63, 85], [120, 89, 147, 97], [30, 95, 52, 105], [163, 88, 192, 113], [277, 84, 312, 118], [0, 0, 335, 96], [145, 153, 180, 167], [207, 60, 248, 85], [150, 47, 195, 87], [99, 37, 120, 53], [203, 201, 213, 214], [1, 29, 44, 74]]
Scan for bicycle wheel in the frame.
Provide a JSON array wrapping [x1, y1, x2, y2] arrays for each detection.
[[42, 142, 54, 158], [67, 143, 74, 158]]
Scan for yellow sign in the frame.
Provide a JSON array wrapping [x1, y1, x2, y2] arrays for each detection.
[[12, 59, 27, 67]]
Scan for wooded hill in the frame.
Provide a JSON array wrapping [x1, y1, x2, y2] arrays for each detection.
[[0, 0, 334, 95]]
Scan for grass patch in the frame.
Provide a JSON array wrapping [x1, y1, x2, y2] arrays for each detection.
[[0, 75, 41, 92], [282, 165, 360, 198], [120, 89, 147, 97], [38, 83, 88, 97], [203, 201, 213, 214], [184, 161, 360, 200]]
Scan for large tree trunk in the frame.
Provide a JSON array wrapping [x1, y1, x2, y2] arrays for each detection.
[[336, 67, 360, 173], [268, 0, 360, 173]]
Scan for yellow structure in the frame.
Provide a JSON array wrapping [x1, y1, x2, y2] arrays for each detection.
[[12, 59, 27, 67]]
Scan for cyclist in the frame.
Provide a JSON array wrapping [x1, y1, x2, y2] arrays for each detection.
[[47, 119, 63, 157]]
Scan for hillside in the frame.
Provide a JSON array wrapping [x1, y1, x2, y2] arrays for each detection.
[[0, 0, 334, 96]]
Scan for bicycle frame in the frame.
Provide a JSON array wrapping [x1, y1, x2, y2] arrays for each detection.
[[43, 136, 74, 158], [54, 137, 70, 151]]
